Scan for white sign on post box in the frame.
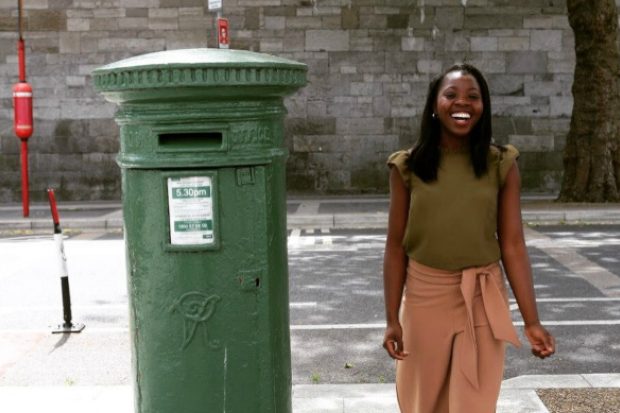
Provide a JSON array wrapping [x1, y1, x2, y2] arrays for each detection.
[[208, 0, 222, 10], [167, 176, 215, 246]]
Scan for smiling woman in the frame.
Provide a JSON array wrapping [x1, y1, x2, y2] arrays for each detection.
[[382, 64, 556, 413]]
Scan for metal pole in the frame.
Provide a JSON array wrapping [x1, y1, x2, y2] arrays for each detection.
[[20, 140, 29, 217], [48, 188, 85, 334]]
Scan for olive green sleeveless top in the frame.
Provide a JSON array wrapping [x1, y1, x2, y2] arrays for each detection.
[[387, 145, 519, 271]]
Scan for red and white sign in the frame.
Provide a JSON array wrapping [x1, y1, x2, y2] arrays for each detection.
[[217, 17, 229, 49]]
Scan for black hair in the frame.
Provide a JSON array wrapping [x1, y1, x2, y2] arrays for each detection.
[[406, 63, 502, 182]]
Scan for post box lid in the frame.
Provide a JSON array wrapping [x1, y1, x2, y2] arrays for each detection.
[[95, 48, 306, 71], [92, 48, 307, 98]]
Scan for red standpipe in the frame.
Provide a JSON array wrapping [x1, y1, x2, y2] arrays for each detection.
[[13, 37, 33, 217]]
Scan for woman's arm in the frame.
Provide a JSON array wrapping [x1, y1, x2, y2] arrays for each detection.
[[382, 168, 410, 360], [497, 162, 555, 359]]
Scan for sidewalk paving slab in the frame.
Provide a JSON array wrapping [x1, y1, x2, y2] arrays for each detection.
[[1, 375, 619, 413]]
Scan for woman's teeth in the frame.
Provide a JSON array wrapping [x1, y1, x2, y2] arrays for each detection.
[[451, 113, 471, 120]]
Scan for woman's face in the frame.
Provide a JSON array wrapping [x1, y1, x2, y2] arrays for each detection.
[[434, 71, 484, 142]]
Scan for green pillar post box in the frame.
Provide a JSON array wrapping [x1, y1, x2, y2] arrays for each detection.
[[92, 49, 306, 413]]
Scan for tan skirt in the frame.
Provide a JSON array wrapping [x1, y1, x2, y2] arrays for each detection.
[[396, 259, 521, 413]]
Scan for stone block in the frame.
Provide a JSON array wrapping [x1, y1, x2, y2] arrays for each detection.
[[465, 55, 507, 74], [350, 82, 382, 96], [93, 8, 124, 18], [508, 134, 554, 152], [433, 7, 464, 30], [341, 6, 359, 29], [530, 30, 562, 51], [471, 37, 498, 51], [524, 16, 553, 29], [126, 8, 148, 17], [67, 18, 90, 31], [148, 17, 178, 30], [417, 59, 442, 74], [243, 8, 259, 30], [286, 16, 322, 29], [550, 96, 573, 117], [374, 7, 400, 15], [165, 31, 207, 49], [552, 15, 570, 29], [328, 97, 374, 118], [520, 169, 562, 192], [518, 151, 563, 171], [287, 117, 337, 136], [373, 96, 392, 118], [159, 0, 202, 6], [524, 81, 564, 97], [98, 37, 166, 52], [238, 0, 280, 5], [548, 58, 574, 74], [59, 32, 80, 53], [507, 52, 547, 74], [493, 96, 532, 116], [120, 0, 158, 7], [401, 36, 425, 51], [383, 83, 411, 95], [66, 76, 86, 87], [91, 18, 120, 31], [260, 39, 283, 52], [359, 14, 387, 29], [330, 52, 385, 74], [321, 15, 341, 29], [464, 14, 522, 30], [306, 99, 327, 117], [282, 30, 305, 51], [387, 14, 408, 29], [264, 16, 285, 30], [531, 118, 571, 134], [28, 10, 67, 31], [179, 16, 207, 30], [487, 74, 525, 95], [119, 17, 149, 30], [498, 37, 529, 51]]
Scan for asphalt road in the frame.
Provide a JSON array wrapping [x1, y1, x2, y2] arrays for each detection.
[[1, 225, 619, 386]]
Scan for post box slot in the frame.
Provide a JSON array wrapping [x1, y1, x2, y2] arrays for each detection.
[[158, 132, 223, 151]]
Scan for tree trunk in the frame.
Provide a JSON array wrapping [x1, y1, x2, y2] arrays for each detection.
[[559, 0, 620, 202]]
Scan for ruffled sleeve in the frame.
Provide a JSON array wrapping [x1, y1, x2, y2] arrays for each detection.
[[498, 144, 520, 187], [387, 150, 412, 189]]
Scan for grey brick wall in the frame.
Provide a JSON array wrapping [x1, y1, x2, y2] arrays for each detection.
[[1, 0, 618, 200]]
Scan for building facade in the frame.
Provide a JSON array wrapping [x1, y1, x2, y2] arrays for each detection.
[[1, 0, 612, 201]]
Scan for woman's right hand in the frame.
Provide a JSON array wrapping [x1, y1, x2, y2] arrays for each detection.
[[383, 322, 409, 360]]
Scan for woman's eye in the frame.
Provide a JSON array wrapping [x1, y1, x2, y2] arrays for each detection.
[[469, 95, 480, 100]]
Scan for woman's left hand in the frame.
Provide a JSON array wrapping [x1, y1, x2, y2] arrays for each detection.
[[524, 323, 555, 359]]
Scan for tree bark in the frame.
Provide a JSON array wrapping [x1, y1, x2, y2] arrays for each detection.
[[559, 0, 620, 202]]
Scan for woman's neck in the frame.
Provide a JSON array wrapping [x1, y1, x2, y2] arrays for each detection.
[[439, 135, 469, 151]]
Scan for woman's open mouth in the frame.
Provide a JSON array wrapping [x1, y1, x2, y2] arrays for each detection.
[[450, 112, 471, 125]]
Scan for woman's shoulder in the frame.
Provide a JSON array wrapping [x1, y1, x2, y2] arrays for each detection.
[[387, 149, 411, 166], [489, 144, 520, 186], [387, 149, 413, 188]]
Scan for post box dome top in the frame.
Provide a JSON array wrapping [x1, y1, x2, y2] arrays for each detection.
[[92, 48, 307, 98]]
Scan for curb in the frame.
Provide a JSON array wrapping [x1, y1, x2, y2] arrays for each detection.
[[0, 375, 617, 413]]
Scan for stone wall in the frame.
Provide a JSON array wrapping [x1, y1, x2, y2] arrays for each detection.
[[1, 0, 618, 201]]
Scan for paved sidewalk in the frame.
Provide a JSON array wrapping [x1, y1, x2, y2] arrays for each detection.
[[1, 194, 620, 231], [1, 375, 619, 413], [2, 194, 619, 412]]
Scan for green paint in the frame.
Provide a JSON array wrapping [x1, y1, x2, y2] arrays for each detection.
[[94, 48, 306, 413]]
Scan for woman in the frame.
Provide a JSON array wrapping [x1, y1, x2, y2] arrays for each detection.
[[382, 64, 555, 413]]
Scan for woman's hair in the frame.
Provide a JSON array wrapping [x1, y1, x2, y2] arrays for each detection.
[[406, 63, 501, 182]]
